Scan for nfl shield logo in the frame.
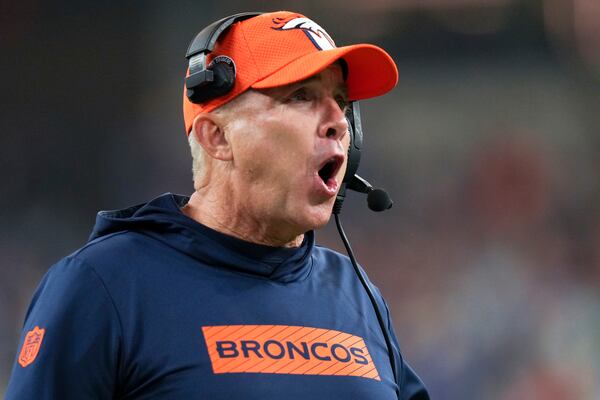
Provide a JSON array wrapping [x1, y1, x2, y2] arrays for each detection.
[[18, 326, 45, 368]]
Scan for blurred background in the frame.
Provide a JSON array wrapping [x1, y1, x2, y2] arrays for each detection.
[[1, 0, 599, 398]]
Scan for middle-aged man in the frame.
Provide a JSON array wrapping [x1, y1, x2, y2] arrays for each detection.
[[7, 11, 429, 400]]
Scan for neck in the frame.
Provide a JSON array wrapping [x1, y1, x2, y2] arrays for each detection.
[[181, 187, 305, 248]]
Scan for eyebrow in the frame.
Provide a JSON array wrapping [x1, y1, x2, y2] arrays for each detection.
[[292, 74, 349, 99]]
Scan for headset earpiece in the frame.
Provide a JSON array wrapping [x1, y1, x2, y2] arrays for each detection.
[[209, 57, 236, 96], [186, 55, 237, 103], [185, 12, 262, 105]]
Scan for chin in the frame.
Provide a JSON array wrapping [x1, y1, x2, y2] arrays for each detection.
[[296, 203, 334, 231]]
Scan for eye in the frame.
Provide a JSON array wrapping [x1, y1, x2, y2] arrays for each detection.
[[335, 94, 349, 112], [288, 88, 310, 102]]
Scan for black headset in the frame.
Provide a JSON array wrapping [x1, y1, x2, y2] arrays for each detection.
[[184, 12, 362, 188], [185, 15, 399, 397], [185, 12, 261, 103]]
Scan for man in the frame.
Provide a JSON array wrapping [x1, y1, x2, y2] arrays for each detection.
[[7, 11, 429, 399]]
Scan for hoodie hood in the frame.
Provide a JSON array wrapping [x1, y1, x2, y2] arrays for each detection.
[[89, 193, 314, 283]]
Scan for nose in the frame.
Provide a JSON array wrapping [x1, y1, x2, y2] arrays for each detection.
[[318, 97, 348, 141]]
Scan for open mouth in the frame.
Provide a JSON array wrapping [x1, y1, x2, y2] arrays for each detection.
[[318, 156, 344, 185]]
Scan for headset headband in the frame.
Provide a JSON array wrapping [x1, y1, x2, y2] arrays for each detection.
[[186, 12, 262, 58]]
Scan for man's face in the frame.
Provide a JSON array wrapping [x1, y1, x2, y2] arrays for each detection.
[[225, 64, 350, 237]]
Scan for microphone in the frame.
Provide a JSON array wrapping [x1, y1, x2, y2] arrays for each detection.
[[367, 189, 393, 212], [346, 175, 393, 212]]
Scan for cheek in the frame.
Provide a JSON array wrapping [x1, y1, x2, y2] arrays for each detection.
[[235, 118, 312, 182], [338, 157, 349, 181], [261, 113, 314, 160], [337, 136, 351, 179]]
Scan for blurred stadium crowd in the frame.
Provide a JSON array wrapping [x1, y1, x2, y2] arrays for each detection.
[[1, 0, 599, 398]]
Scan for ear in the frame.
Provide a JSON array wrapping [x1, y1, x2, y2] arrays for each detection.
[[191, 113, 233, 161]]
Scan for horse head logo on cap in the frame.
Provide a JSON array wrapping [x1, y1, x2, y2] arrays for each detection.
[[272, 16, 336, 51]]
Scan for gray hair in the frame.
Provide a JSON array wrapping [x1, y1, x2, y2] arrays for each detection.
[[188, 132, 206, 188], [187, 90, 255, 188]]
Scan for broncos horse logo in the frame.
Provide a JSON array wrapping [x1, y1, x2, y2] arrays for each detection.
[[272, 16, 336, 51]]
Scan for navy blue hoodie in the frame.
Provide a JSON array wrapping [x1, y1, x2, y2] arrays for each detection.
[[7, 193, 429, 399]]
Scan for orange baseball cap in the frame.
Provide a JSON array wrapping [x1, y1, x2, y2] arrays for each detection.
[[183, 11, 399, 134]]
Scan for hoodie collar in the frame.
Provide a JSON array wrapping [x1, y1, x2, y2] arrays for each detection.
[[90, 193, 314, 283]]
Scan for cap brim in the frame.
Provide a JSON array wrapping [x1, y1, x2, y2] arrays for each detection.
[[251, 44, 398, 101]]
